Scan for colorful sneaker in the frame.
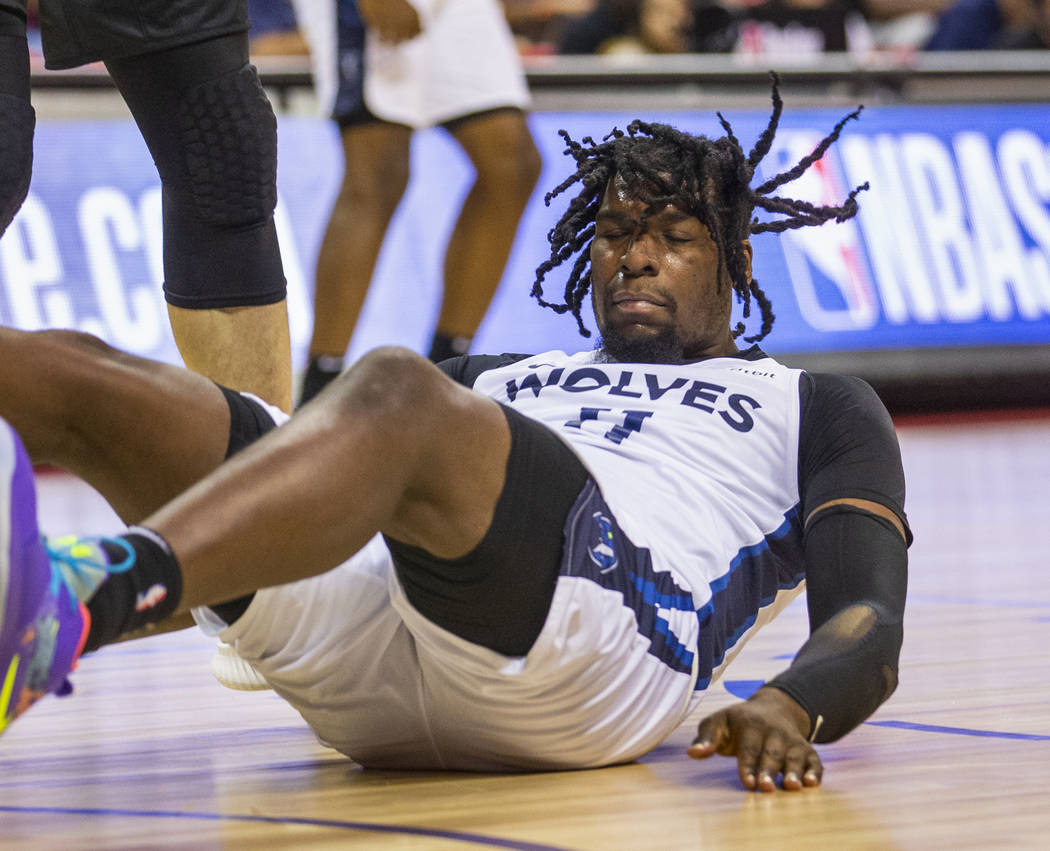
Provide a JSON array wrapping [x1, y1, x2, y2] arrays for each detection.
[[0, 418, 133, 736]]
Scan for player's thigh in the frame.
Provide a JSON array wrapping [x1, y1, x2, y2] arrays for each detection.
[[3, 328, 233, 521], [338, 120, 412, 200], [446, 108, 540, 184], [376, 361, 512, 561]]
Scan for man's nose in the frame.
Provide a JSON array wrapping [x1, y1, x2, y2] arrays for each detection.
[[619, 231, 659, 276]]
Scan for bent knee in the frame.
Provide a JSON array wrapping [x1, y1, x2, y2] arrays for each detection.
[[327, 347, 450, 419], [29, 328, 119, 358], [465, 127, 541, 197], [339, 162, 410, 212]]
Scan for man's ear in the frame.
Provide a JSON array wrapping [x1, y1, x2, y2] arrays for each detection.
[[741, 240, 754, 282]]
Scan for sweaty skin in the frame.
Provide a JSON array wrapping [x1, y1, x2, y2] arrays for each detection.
[[589, 174, 747, 363]]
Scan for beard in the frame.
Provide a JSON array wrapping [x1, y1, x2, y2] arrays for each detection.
[[596, 322, 685, 364]]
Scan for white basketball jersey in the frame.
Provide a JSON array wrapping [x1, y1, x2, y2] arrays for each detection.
[[471, 349, 809, 698], [209, 353, 818, 770]]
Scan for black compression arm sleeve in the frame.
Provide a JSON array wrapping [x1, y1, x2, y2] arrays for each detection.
[[766, 504, 908, 742]]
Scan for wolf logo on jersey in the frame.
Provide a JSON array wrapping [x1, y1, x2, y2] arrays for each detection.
[[588, 511, 618, 573]]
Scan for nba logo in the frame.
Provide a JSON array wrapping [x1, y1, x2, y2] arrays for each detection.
[[762, 131, 878, 332]]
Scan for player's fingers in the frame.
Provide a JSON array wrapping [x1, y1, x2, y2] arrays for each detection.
[[754, 732, 787, 793], [688, 712, 729, 759], [780, 741, 812, 791], [802, 750, 824, 787], [734, 726, 765, 790]]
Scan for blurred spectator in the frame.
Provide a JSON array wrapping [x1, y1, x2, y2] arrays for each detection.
[[558, 0, 735, 53], [556, 0, 874, 57], [925, 0, 1049, 48], [248, 0, 310, 55], [556, 0, 960, 57], [726, 0, 871, 55], [862, 0, 952, 49], [503, 0, 596, 54]]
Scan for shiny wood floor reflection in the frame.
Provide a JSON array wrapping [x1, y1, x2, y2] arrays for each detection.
[[2, 411, 1048, 850]]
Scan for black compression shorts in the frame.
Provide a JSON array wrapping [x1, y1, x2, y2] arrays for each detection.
[[38, 0, 249, 69], [384, 404, 591, 657]]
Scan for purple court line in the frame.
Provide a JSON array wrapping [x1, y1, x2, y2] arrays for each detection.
[[724, 681, 1049, 741], [908, 593, 1050, 609], [0, 806, 573, 850], [864, 721, 1050, 741]]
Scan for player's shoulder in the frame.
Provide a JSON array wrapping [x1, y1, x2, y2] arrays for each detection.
[[800, 371, 885, 411], [798, 371, 894, 437], [436, 353, 535, 388]]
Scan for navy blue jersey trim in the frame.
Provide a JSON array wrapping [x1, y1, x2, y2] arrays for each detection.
[[694, 507, 806, 689], [561, 481, 695, 675]]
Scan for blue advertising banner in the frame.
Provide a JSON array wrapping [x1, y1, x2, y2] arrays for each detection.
[[1, 103, 1048, 368]]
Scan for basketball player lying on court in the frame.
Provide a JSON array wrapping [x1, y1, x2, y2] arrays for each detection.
[[0, 80, 910, 792]]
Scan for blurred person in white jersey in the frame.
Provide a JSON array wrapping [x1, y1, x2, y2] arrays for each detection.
[[0, 78, 909, 792], [292, 0, 542, 404]]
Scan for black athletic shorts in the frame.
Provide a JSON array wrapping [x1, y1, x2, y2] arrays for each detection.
[[385, 404, 590, 657], [37, 0, 249, 69], [219, 387, 592, 656]]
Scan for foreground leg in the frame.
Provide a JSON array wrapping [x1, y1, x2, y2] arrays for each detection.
[[0, 347, 509, 736], [153, 347, 510, 611], [166, 301, 292, 413], [0, 327, 232, 523], [106, 34, 292, 411]]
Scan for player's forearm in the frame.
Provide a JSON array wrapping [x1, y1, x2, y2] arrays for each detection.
[[770, 505, 909, 742], [766, 601, 903, 742]]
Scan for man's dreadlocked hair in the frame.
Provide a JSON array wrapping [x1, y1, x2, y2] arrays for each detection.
[[532, 74, 869, 343]]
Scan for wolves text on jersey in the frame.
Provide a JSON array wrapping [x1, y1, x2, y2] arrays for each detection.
[[503, 366, 762, 433]]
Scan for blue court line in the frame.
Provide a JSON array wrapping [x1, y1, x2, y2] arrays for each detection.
[[0, 806, 571, 850], [864, 721, 1050, 741], [723, 681, 1049, 741], [908, 593, 1050, 609]]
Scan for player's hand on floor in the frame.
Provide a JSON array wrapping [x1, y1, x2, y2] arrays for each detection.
[[687, 686, 822, 792], [358, 0, 422, 43]]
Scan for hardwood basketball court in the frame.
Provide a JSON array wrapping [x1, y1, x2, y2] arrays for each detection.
[[1, 411, 1048, 849]]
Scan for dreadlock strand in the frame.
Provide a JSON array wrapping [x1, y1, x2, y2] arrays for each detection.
[[717, 112, 740, 153], [753, 105, 863, 196], [744, 280, 775, 343], [747, 72, 783, 168]]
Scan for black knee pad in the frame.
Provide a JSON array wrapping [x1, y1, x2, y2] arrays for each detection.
[[178, 64, 278, 229], [161, 63, 286, 309], [107, 36, 286, 309], [0, 93, 34, 236]]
